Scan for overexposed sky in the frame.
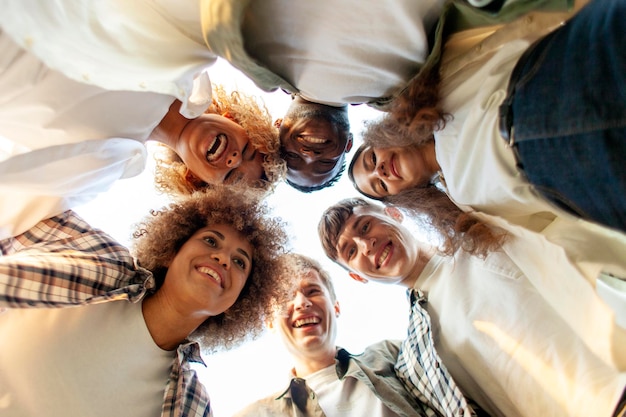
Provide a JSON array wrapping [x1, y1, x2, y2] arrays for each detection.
[[76, 58, 410, 416]]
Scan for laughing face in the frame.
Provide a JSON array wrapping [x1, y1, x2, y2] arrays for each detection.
[[177, 113, 265, 186], [334, 206, 420, 285], [163, 223, 253, 318], [276, 269, 340, 365], [351, 143, 438, 199], [279, 97, 353, 189]]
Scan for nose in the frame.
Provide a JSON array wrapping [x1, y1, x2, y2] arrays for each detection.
[[375, 160, 388, 178], [355, 236, 375, 256], [293, 291, 312, 310], [299, 147, 321, 163], [226, 150, 242, 168], [212, 253, 229, 269]]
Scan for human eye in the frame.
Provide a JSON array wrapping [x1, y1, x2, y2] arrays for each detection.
[[307, 287, 321, 296], [360, 220, 370, 234], [370, 150, 377, 167], [204, 236, 218, 247], [233, 256, 247, 270], [379, 179, 388, 193], [347, 245, 356, 260], [284, 151, 300, 160]]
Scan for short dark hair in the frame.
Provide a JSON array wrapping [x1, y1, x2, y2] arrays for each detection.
[[318, 197, 374, 261], [286, 161, 346, 193]]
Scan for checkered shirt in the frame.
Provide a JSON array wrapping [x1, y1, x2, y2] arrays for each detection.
[[395, 289, 475, 417], [0, 210, 212, 417]]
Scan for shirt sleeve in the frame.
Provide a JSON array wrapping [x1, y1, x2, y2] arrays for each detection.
[[0, 210, 150, 308]]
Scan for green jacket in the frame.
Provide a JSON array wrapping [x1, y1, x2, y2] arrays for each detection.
[[200, 0, 573, 109], [233, 340, 432, 417]]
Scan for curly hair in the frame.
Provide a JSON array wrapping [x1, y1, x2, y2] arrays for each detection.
[[384, 187, 507, 258], [131, 185, 291, 353], [386, 59, 449, 145], [153, 85, 286, 197], [319, 196, 506, 262]]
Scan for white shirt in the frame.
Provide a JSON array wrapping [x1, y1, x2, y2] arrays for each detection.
[[0, 0, 214, 238], [434, 22, 626, 310], [306, 365, 398, 417], [241, 0, 445, 106], [412, 240, 626, 417], [0, 299, 175, 417]]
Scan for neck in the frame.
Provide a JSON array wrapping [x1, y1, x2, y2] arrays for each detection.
[[142, 291, 207, 351], [292, 348, 337, 378], [148, 100, 190, 149], [401, 246, 436, 288], [423, 140, 441, 174]]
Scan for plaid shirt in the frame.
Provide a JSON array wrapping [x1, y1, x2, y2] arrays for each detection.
[[0, 210, 211, 417], [395, 289, 475, 417]]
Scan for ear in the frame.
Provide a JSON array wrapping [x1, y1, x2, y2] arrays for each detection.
[[345, 133, 354, 153], [349, 272, 368, 284], [384, 206, 404, 222], [334, 301, 341, 317], [184, 169, 204, 188], [273, 118, 283, 129], [266, 319, 276, 333]]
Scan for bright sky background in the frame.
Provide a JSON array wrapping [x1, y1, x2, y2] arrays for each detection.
[[76, 58, 410, 416]]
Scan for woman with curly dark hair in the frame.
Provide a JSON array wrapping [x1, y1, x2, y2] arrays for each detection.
[[0, 185, 292, 417]]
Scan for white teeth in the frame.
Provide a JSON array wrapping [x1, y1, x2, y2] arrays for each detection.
[[197, 266, 221, 286], [293, 317, 320, 328], [377, 245, 390, 268], [206, 134, 227, 162], [297, 135, 326, 144]]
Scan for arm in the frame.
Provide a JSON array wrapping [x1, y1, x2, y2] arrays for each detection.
[[0, 210, 149, 308]]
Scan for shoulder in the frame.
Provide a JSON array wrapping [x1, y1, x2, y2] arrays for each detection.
[[232, 393, 286, 417], [352, 339, 403, 367]]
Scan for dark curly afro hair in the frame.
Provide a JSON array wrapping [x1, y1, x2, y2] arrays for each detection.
[[131, 185, 292, 353]]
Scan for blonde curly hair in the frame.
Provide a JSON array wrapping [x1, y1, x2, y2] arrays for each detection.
[[153, 85, 286, 197], [131, 185, 292, 353]]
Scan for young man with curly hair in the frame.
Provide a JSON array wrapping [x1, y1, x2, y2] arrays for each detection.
[[318, 198, 626, 417], [0, 185, 291, 417]]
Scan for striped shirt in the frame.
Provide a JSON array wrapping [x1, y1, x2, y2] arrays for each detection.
[[0, 210, 211, 417], [395, 289, 475, 417]]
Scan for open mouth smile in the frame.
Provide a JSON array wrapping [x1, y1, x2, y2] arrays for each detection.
[[376, 243, 392, 269], [293, 316, 321, 328], [297, 134, 327, 145], [197, 266, 223, 287], [206, 133, 227, 162]]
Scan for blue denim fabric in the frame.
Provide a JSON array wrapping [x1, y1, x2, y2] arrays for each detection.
[[510, 0, 626, 231]]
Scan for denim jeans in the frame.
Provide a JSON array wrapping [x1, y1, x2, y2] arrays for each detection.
[[510, 0, 626, 232]]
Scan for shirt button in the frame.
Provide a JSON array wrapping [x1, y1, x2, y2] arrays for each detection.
[[24, 36, 34, 48], [139, 82, 147, 89], [82, 73, 91, 82]]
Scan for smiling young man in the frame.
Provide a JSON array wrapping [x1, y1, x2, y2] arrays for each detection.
[[233, 253, 461, 417], [277, 96, 354, 192], [318, 198, 626, 417]]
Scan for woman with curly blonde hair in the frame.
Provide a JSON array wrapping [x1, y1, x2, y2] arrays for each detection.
[[0, 185, 292, 416], [151, 85, 286, 197]]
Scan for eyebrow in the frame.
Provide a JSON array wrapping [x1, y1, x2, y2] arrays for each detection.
[[360, 149, 380, 197], [209, 229, 252, 262], [336, 216, 364, 258]]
